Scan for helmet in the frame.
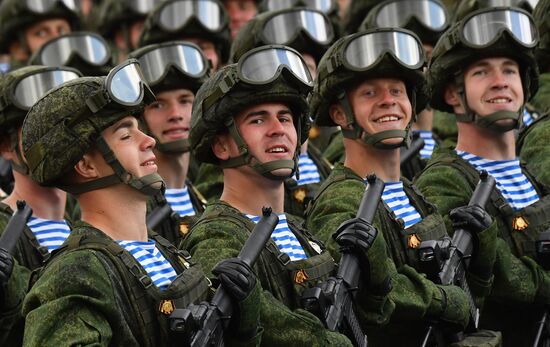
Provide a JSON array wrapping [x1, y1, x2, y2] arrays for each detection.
[[28, 31, 114, 76], [0, 0, 81, 54], [343, 0, 385, 35], [359, 0, 450, 46], [533, 0, 550, 71], [311, 28, 428, 148], [230, 7, 335, 63], [138, 0, 231, 63], [190, 45, 312, 179], [92, 0, 162, 39], [0, 65, 81, 174], [129, 41, 211, 153], [428, 7, 539, 131], [453, 0, 535, 22], [22, 60, 165, 195]]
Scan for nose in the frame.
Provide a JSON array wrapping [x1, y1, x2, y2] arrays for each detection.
[[167, 103, 184, 122], [491, 70, 509, 89], [266, 116, 286, 137], [141, 131, 156, 150], [378, 88, 397, 107]]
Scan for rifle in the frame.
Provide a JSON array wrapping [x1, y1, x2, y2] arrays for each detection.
[[169, 207, 279, 347], [301, 174, 385, 347], [0, 200, 33, 253], [146, 203, 175, 231], [400, 133, 425, 166], [418, 170, 496, 346], [532, 230, 550, 347]]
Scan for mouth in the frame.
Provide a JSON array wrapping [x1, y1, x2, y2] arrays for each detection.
[[265, 145, 289, 154], [373, 114, 402, 123], [485, 97, 512, 104], [140, 157, 157, 167]]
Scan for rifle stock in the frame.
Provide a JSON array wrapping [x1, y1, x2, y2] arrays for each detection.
[[0, 200, 33, 253], [170, 207, 278, 347]]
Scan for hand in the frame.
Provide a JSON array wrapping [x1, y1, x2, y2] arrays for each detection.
[[212, 258, 256, 302], [333, 217, 377, 256], [0, 248, 14, 287], [449, 205, 492, 233]]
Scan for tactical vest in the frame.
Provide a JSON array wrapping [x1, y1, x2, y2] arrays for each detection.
[[307, 167, 448, 271], [424, 151, 550, 259], [193, 203, 336, 309], [0, 203, 50, 270], [147, 180, 206, 245], [38, 227, 211, 347]]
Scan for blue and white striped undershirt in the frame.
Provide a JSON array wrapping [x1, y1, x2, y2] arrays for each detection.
[[523, 108, 535, 127], [366, 180, 423, 229], [457, 150, 539, 210], [27, 217, 71, 253], [246, 213, 307, 261], [293, 153, 321, 185], [165, 187, 196, 217], [415, 130, 436, 159], [117, 240, 177, 290]]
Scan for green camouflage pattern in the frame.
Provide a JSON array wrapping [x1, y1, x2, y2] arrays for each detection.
[[92, 0, 149, 39], [21, 77, 145, 186], [432, 110, 458, 148], [451, 0, 534, 22], [180, 201, 354, 346], [517, 113, 550, 187], [194, 162, 224, 202], [305, 164, 472, 346], [415, 146, 550, 346], [322, 131, 345, 165], [533, 0, 550, 71], [530, 73, 550, 115]]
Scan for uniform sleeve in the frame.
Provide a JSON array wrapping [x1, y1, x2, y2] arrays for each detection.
[[182, 218, 353, 347], [194, 163, 224, 202], [518, 116, 550, 187], [22, 250, 125, 347]]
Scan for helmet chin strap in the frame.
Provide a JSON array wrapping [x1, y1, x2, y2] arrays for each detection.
[[155, 138, 190, 154], [337, 91, 412, 150], [218, 117, 299, 181], [8, 132, 30, 175]]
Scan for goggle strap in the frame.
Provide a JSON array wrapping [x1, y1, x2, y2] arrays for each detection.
[[86, 90, 110, 114], [202, 73, 238, 112]]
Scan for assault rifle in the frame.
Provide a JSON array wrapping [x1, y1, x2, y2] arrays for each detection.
[[400, 133, 425, 167], [169, 207, 278, 347], [418, 170, 495, 346], [146, 203, 175, 231], [301, 174, 385, 347], [532, 230, 550, 347], [0, 200, 33, 253]]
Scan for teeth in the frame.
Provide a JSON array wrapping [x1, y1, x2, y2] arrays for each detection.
[[487, 98, 510, 104], [376, 116, 399, 123], [267, 147, 286, 153], [142, 161, 155, 166]]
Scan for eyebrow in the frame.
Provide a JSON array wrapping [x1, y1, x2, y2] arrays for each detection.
[[111, 119, 134, 134]]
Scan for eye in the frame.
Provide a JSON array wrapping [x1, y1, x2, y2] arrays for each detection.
[[471, 69, 486, 77], [146, 101, 164, 110], [179, 97, 193, 105], [33, 28, 49, 38], [391, 88, 404, 96], [121, 133, 131, 140]]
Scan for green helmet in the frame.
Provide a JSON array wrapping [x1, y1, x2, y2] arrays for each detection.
[[343, 0, 385, 35], [533, 0, 550, 71], [129, 41, 211, 154], [0, 0, 81, 54], [22, 61, 165, 195], [230, 8, 335, 63], [359, 0, 450, 46], [428, 7, 539, 131], [452, 0, 535, 22], [311, 28, 428, 149], [92, 0, 161, 39], [190, 46, 312, 179], [138, 0, 231, 63]]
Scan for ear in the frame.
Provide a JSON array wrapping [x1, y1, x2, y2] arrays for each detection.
[[8, 41, 28, 61], [329, 103, 349, 128], [74, 152, 101, 179], [444, 84, 462, 108], [212, 133, 231, 161]]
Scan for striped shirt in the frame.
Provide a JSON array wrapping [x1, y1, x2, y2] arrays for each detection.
[[247, 213, 307, 261], [523, 108, 535, 127], [117, 240, 177, 290], [457, 150, 539, 210], [415, 130, 436, 159], [373, 181, 422, 229], [293, 153, 321, 185], [165, 187, 195, 217], [27, 217, 71, 253]]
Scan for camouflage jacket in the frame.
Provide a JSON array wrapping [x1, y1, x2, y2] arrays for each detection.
[[530, 72, 550, 115], [517, 113, 550, 188], [305, 164, 472, 346], [415, 146, 550, 346], [181, 201, 353, 346], [432, 110, 458, 149]]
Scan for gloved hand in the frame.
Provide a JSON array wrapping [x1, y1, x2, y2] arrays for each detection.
[[449, 205, 492, 234], [0, 247, 14, 307], [334, 218, 391, 296], [212, 258, 261, 340]]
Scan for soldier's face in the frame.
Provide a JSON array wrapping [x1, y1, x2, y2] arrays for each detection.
[[143, 88, 194, 146], [224, 0, 257, 40], [101, 116, 158, 178], [215, 102, 298, 177], [462, 57, 524, 118], [25, 18, 71, 54], [343, 78, 412, 146]]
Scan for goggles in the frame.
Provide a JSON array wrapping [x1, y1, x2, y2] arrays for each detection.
[[485, 0, 535, 11], [265, 0, 335, 14], [374, 0, 448, 31], [34, 32, 110, 67], [262, 9, 333, 45], [156, 0, 225, 32], [25, 0, 80, 13], [460, 8, 538, 48], [326, 29, 424, 76], [129, 0, 163, 14], [101, 59, 153, 107], [135, 41, 209, 85], [3, 68, 81, 111], [204, 45, 312, 109]]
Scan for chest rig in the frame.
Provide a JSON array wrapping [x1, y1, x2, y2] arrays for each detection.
[[195, 203, 336, 309], [425, 151, 550, 259], [41, 226, 211, 347]]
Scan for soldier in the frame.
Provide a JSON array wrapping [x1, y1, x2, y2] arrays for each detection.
[[183, 45, 389, 345], [222, 0, 260, 40], [0, 65, 81, 346], [128, 41, 211, 244], [0, 0, 81, 69], [416, 7, 550, 345], [21, 61, 262, 346], [305, 28, 499, 346], [139, 0, 232, 72]]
